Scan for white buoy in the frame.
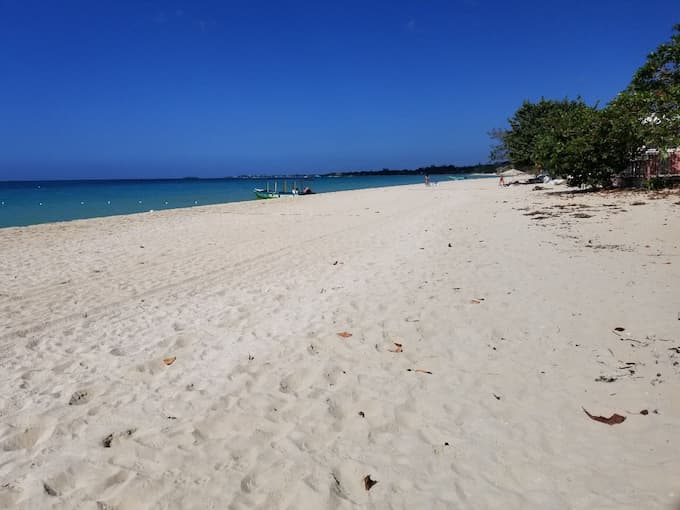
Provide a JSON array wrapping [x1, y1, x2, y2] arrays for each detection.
[[81, 201, 85, 205], [164, 201, 168, 205], [194, 200, 198, 204], [107, 200, 111, 204], [138, 200, 142, 204], [39, 202, 43, 206]]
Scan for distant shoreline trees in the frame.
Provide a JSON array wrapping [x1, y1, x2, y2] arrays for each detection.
[[335, 162, 500, 177], [490, 24, 679, 187]]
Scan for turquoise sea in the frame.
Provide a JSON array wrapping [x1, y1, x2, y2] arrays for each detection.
[[0, 174, 494, 229]]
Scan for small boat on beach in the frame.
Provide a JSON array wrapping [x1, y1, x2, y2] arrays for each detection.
[[254, 181, 314, 199], [254, 181, 280, 199], [254, 188, 280, 199]]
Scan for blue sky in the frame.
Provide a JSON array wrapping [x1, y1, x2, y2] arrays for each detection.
[[1, 0, 678, 180]]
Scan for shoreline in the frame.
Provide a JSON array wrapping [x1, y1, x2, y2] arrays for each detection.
[[1, 179, 678, 508], [1, 175, 461, 230], [0, 181, 427, 232]]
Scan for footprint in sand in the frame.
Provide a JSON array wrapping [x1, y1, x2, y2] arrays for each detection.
[[240, 473, 257, 493], [279, 372, 303, 394], [43, 468, 77, 497], [1, 416, 56, 451], [0, 482, 22, 506], [69, 389, 91, 405], [330, 461, 370, 503], [102, 428, 136, 448]]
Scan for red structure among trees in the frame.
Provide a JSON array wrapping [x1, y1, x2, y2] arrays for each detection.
[[629, 148, 680, 178]]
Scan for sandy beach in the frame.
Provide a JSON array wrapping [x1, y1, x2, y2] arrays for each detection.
[[1, 179, 679, 509]]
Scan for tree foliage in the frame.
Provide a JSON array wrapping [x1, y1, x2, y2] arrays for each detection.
[[500, 98, 586, 171], [533, 104, 639, 187], [489, 98, 641, 187], [488, 25, 679, 187], [488, 26, 680, 187], [611, 24, 680, 151]]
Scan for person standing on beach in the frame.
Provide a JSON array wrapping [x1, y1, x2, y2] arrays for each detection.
[[499, 175, 505, 187], [425, 174, 430, 186]]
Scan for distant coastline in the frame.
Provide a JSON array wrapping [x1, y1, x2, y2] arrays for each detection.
[[323, 162, 501, 178], [0, 162, 504, 184], [240, 161, 502, 180]]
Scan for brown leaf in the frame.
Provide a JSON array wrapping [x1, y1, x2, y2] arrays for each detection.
[[163, 356, 176, 366], [470, 299, 481, 304], [337, 332, 352, 338], [389, 342, 403, 353], [363, 475, 378, 491], [582, 407, 626, 425]]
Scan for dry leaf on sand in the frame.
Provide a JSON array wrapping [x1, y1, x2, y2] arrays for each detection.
[[389, 342, 403, 353], [163, 356, 176, 366], [582, 407, 626, 425], [363, 475, 378, 491], [337, 332, 352, 338], [407, 368, 432, 375]]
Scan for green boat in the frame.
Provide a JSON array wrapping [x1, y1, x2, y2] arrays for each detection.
[[254, 181, 281, 199], [254, 188, 280, 199]]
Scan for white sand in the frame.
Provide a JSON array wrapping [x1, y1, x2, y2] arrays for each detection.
[[0, 179, 679, 509]]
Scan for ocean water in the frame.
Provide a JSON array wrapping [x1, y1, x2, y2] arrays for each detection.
[[0, 174, 494, 229]]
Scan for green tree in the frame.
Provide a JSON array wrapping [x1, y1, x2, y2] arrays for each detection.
[[491, 98, 587, 171], [488, 25, 679, 187], [534, 104, 638, 187], [491, 98, 638, 187], [611, 24, 680, 150]]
